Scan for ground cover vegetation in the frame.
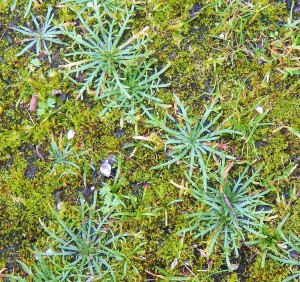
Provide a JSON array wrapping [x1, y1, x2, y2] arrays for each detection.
[[0, 0, 299, 281]]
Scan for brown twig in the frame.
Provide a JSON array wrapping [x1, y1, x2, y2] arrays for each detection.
[[25, 108, 35, 125], [36, 144, 44, 160]]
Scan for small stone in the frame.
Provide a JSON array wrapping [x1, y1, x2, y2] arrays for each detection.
[[169, 51, 176, 58], [199, 249, 207, 257], [189, 3, 203, 18], [100, 160, 111, 177], [290, 250, 300, 259], [170, 258, 178, 269], [58, 93, 68, 102], [50, 90, 62, 96], [5, 34, 13, 44], [66, 130, 75, 140], [92, 170, 98, 178], [57, 202, 63, 211], [53, 189, 64, 202], [255, 106, 264, 114], [256, 205, 272, 212], [277, 243, 288, 249], [25, 164, 37, 179], [114, 127, 125, 138], [254, 140, 268, 148], [45, 248, 54, 255]]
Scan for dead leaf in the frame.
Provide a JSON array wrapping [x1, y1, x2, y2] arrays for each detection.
[[29, 94, 38, 112]]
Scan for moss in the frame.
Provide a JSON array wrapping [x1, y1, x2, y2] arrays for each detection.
[[1, 0, 300, 280], [247, 259, 289, 282]]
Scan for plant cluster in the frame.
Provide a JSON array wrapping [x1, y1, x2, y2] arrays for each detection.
[[260, 2, 300, 77], [37, 97, 56, 118], [3, 0, 300, 281], [207, 0, 300, 79], [98, 155, 126, 214], [9, 192, 129, 282], [59, 0, 128, 15], [49, 138, 81, 175], [10, 6, 65, 62], [180, 160, 272, 270], [245, 213, 300, 281], [60, 0, 170, 119], [149, 94, 239, 187]]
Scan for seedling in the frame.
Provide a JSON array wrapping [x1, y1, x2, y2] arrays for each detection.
[[150, 94, 239, 189], [10, 6, 65, 61], [9, 192, 129, 281], [180, 159, 272, 270], [49, 139, 80, 175], [60, 4, 151, 99]]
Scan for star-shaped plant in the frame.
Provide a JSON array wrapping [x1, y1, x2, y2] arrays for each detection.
[[10, 6, 65, 61], [151, 94, 240, 188]]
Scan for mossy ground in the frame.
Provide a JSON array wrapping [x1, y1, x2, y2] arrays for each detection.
[[0, 0, 300, 281]]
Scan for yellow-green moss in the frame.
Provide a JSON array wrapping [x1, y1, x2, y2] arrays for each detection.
[[1, 0, 300, 280]]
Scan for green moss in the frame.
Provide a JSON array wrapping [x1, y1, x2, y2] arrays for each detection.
[[1, 0, 300, 280], [247, 259, 289, 282]]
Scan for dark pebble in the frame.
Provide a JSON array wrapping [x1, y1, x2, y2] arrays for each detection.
[[275, 82, 281, 89], [169, 51, 176, 58], [256, 205, 272, 212], [5, 34, 13, 44], [5, 262, 14, 273], [245, 79, 253, 91], [255, 140, 268, 148], [58, 93, 68, 102], [81, 185, 96, 204], [53, 189, 65, 203], [189, 3, 203, 18], [25, 164, 37, 179], [290, 250, 300, 259], [163, 225, 172, 235], [114, 127, 125, 138], [92, 170, 98, 178], [290, 155, 299, 163], [282, 191, 290, 201]]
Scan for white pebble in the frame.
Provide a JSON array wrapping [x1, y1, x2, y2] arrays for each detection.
[[57, 202, 63, 211], [170, 258, 178, 269], [45, 248, 54, 255], [100, 160, 111, 177], [255, 106, 264, 114], [67, 129, 75, 140]]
